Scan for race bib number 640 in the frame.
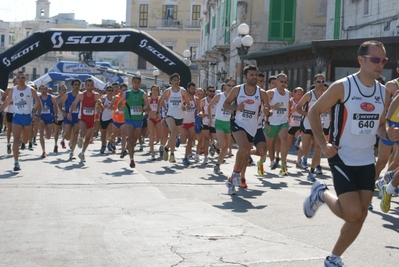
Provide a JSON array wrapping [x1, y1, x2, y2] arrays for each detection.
[[351, 113, 379, 135]]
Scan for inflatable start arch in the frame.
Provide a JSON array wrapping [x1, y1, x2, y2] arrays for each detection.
[[0, 28, 191, 89]]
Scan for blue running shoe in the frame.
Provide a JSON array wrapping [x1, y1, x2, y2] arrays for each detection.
[[176, 135, 181, 148], [294, 135, 302, 151]]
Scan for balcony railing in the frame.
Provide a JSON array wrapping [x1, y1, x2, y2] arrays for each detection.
[[156, 19, 180, 28], [182, 20, 201, 28]]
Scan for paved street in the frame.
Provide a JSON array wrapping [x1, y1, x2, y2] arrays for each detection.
[[0, 133, 398, 267]]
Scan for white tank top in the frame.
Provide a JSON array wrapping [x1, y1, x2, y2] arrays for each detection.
[[268, 88, 290, 126], [289, 97, 301, 127], [302, 90, 320, 130], [215, 93, 231, 122], [183, 97, 196, 124], [12, 86, 34, 115], [202, 97, 216, 126], [330, 75, 385, 166], [101, 96, 113, 121], [233, 84, 262, 137], [166, 87, 184, 119]]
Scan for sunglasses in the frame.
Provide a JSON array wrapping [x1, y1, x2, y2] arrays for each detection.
[[226, 84, 235, 87], [363, 55, 388, 64], [16, 76, 26, 79], [315, 80, 325, 83], [208, 90, 215, 93]]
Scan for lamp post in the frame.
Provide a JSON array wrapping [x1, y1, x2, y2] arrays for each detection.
[[233, 23, 253, 84], [216, 70, 227, 83], [152, 69, 160, 84], [183, 49, 192, 66]]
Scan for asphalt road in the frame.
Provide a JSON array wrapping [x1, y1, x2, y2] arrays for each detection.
[[0, 133, 398, 267]]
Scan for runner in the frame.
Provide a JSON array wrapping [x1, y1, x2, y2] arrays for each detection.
[[99, 85, 114, 154], [54, 84, 67, 152], [0, 71, 42, 171], [38, 85, 58, 158], [69, 78, 102, 162], [147, 85, 161, 160], [223, 65, 271, 195], [118, 76, 150, 168], [58, 79, 81, 160]]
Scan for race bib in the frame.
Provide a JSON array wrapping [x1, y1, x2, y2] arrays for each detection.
[[241, 109, 255, 121], [130, 106, 142, 115], [351, 113, 379, 135], [72, 106, 80, 114], [83, 107, 95, 115], [42, 107, 50, 114]]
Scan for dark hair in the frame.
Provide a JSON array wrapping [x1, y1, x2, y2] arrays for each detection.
[[276, 73, 287, 80], [112, 82, 119, 86], [170, 73, 180, 81], [258, 72, 265, 78], [132, 76, 142, 82], [376, 75, 386, 85], [120, 83, 128, 88], [71, 79, 82, 86], [243, 65, 258, 76], [106, 85, 113, 89], [207, 85, 215, 90], [268, 76, 277, 84], [85, 78, 94, 84], [187, 82, 196, 89], [357, 40, 385, 56]]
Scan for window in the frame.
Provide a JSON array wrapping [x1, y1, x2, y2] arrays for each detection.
[[0, 34, 4, 47], [232, 0, 238, 25], [269, 0, 296, 41], [333, 0, 341, 39], [162, 5, 178, 20], [165, 45, 173, 51], [192, 5, 201, 21], [44, 68, 48, 74], [9, 34, 15, 44], [137, 56, 146, 70], [139, 4, 148, 27], [205, 22, 209, 35], [363, 0, 369, 15], [32, 68, 37, 80], [212, 15, 216, 29], [189, 46, 198, 60]]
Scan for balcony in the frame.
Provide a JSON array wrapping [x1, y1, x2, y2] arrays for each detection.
[[182, 20, 201, 29], [156, 19, 180, 28]]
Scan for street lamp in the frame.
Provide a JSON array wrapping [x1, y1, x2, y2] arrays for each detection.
[[216, 70, 227, 82], [233, 23, 253, 84], [183, 49, 192, 66], [152, 69, 160, 84]]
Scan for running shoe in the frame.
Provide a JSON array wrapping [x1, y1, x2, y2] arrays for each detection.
[[41, 152, 47, 158], [303, 180, 328, 218], [159, 146, 164, 159], [203, 156, 208, 165], [169, 154, 176, 163], [100, 145, 106, 154], [7, 144, 11, 154], [301, 156, 308, 170], [13, 162, 21, 172], [107, 141, 113, 152], [20, 143, 26, 150], [116, 137, 121, 145], [380, 184, 392, 213], [130, 159, 135, 168], [270, 161, 278, 170], [294, 135, 302, 151], [384, 171, 394, 183], [209, 140, 216, 156], [32, 138, 37, 146], [78, 152, 85, 163], [324, 256, 345, 267], [295, 161, 305, 169], [315, 165, 323, 175], [176, 135, 181, 148], [240, 178, 248, 188], [275, 157, 280, 167], [120, 150, 128, 159], [183, 157, 190, 166], [307, 172, 316, 182], [194, 154, 200, 161], [139, 145, 144, 152], [257, 161, 264, 176], [247, 156, 254, 165], [163, 147, 169, 161], [213, 164, 223, 174], [225, 178, 236, 195], [230, 171, 241, 187], [61, 140, 66, 149], [280, 168, 288, 176], [77, 137, 83, 149], [53, 145, 58, 153], [375, 178, 385, 199], [28, 142, 33, 150], [69, 152, 76, 160], [151, 154, 156, 161], [368, 202, 373, 211]]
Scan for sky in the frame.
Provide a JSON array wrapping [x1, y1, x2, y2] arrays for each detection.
[[0, 0, 127, 24]]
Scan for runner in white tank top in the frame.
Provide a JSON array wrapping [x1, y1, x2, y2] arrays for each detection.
[[303, 40, 393, 267]]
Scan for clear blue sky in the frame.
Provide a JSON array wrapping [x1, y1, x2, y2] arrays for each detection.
[[0, 0, 126, 24]]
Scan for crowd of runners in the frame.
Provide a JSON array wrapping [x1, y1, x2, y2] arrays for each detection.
[[1, 40, 399, 267]]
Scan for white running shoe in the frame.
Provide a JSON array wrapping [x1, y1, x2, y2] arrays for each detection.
[[303, 180, 328, 218], [203, 156, 208, 165], [375, 178, 385, 199], [324, 256, 345, 267]]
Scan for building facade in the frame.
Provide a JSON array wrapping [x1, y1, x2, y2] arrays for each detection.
[[125, 0, 205, 88]]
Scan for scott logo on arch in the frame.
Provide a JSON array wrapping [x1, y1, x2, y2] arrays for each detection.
[[51, 32, 130, 48], [139, 39, 176, 66]]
